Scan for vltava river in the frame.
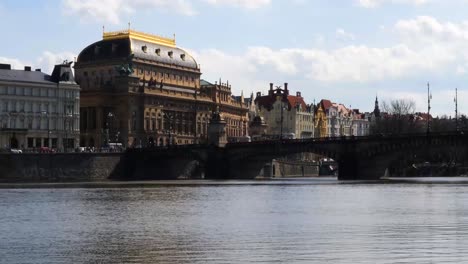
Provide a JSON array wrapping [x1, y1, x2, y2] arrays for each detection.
[[2, 179, 468, 263]]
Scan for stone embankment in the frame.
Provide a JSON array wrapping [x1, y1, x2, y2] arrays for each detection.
[[0, 153, 124, 182]]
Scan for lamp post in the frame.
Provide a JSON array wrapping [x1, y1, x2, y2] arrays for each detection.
[[41, 111, 50, 148], [455, 88, 459, 132], [427, 82, 432, 134], [106, 112, 113, 146]]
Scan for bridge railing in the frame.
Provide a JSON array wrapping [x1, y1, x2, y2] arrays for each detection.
[[227, 131, 467, 146]]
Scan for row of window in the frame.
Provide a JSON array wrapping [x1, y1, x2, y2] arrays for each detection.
[[1, 116, 77, 131], [0, 100, 57, 114], [0, 86, 54, 97], [141, 46, 186, 61], [0, 101, 76, 116], [0, 86, 79, 98], [136, 69, 196, 83]]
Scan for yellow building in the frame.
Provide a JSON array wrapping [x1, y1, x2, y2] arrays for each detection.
[[75, 29, 248, 147], [315, 99, 332, 138]]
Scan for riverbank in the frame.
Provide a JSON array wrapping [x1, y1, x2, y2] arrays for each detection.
[[3, 176, 468, 189], [0, 177, 340, 188]]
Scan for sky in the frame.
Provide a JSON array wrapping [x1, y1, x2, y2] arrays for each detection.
[[2, 0, 468, 116]]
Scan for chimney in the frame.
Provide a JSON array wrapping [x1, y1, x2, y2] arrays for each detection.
[[0, 63, 11, 70], [297, 91, 301, 97], [270, 83, 273, 90], [35, 69, 41, 72], [284, 83, 288, 90], [24, 66, 31, 71]]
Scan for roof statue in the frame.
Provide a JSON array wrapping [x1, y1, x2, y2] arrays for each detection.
[[115, 54, 134, 76]]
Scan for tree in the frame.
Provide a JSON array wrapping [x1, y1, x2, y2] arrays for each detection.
[[381, 99, 416, 116], [371, 99, 421, 135]]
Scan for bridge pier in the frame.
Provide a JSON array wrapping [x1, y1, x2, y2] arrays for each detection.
[[338, 153, 358, 180], [338, 153, 388, 180]]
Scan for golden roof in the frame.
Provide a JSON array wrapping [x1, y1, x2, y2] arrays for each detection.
[[103, 29, 176, 47]]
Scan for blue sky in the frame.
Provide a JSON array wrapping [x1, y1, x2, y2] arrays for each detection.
[[2, 0, 468, 116]]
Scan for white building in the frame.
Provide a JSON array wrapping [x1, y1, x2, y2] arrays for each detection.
[[351, 111, 370, 136], [0, 62, 80, 151], [316, 99, 370, 138], [254, 83, 314, 139], [327, 103, 354, 137]]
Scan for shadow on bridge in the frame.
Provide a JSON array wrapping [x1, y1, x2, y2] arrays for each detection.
[[122, 132, 468, 180]]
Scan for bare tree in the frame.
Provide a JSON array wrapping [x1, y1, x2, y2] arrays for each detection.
[[371, 99, 421, 135], [382, 99, 416, 116]]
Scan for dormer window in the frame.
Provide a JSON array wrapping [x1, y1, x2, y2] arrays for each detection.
[[142, 45, 148, 53], [180, 54, 186, 61], [155, 48, 161, 56], [168, 51, 173, 58]]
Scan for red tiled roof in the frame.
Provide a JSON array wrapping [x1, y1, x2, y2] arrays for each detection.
[[287, 95, 307, 110], [255, 93, 307, 110], [320, 99, 333, 110]]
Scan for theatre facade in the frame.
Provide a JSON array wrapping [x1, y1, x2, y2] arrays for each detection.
[[75, 29, 248, 148]]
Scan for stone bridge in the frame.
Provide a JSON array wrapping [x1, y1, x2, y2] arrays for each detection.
[[125, 132, 468, 180]]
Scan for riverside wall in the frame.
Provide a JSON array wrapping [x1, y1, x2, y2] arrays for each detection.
[[0, 153, 124, 183], [271, 159, 319, 178]]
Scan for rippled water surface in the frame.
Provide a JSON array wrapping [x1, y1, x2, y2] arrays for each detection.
[[2, 180, 468, 263]]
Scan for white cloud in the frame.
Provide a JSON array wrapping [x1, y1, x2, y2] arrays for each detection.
[[193, 16, 468, 115], [62, 0, 272, 24], [0, 51, 76, 74], [203, 0, 271, 9], [197, 42, 451, 85], [357, 0, 429, 8], [196, 16, 468, 86], [0, 57, 31, 70], [335, 28, 356, 41], [395, 16, 468, 43], [37, 51, 77, 73], [62, 0, 196, 24]]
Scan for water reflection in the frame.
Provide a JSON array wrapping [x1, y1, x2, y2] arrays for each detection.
[[2, 182, 468, 263]]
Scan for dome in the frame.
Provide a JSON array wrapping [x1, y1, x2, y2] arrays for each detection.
[[76, 30, 199, 70]]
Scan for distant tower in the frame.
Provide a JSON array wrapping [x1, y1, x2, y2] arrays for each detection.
[[373, 95, 381, 118]]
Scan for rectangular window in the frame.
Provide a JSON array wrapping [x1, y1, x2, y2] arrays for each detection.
[[27, 138, 34, 148]]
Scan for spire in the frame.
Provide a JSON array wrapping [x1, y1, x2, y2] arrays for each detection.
[[374, 94, 381, 118]]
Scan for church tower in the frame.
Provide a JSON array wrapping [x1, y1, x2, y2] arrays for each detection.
[[373, 95, 381, 118]]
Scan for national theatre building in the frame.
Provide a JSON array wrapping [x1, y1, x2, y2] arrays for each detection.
[[75, 29, 249, 147]]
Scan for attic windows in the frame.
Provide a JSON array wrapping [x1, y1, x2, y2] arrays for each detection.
[[180, 54, 186, 61], [142, 45, 148, 53], [168, 51, 173, 58], [155, 48, 161, 56]]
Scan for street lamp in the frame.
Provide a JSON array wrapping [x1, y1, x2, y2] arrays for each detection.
[[106, 112, 113, 146], [427, 82, 432, 134], [455, 88, 459, 132]]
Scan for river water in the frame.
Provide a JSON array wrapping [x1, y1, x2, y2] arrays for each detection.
[[2, 178, 468, 263]]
